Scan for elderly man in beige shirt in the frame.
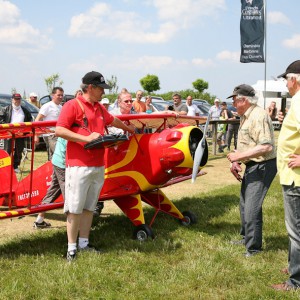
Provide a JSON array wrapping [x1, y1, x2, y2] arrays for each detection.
[[226, 84, 277, 258]]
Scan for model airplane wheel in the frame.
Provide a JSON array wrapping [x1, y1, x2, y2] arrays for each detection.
[[180, 211, 197, 226], [133, 224, 154, 241]]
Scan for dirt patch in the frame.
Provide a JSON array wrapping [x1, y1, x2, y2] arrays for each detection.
[[0, 156, 239, 242]]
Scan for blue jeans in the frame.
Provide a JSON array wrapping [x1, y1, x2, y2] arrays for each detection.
[[282, 184, 300, 288], [240, 159, 277, 252]]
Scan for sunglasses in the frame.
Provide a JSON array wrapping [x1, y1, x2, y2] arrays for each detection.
[[123, 100, 133, 103]]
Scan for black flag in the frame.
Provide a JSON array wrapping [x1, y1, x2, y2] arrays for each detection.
[[240, 0, 265, 63]]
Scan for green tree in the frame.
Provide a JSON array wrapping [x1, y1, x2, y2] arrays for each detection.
[[44, 74, 63, 94], [140, 74, 160, 94], [192, 79, 209, 94], [106, 75, 118, 94]]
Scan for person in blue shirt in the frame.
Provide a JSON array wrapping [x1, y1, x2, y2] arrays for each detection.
[[33, 137, 67, 228]]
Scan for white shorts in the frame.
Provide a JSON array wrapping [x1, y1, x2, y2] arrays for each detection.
[[64, 166, 104, 214]]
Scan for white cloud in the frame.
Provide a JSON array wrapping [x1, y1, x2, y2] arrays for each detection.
[[67, 54, 174, 81], [191, 58, 215, 67], [268, 11, 291, 25], [153, 0, 225, 21], [216, 50, 240, 62], [68, 0, 225, 43], [0, 0, 20, 24], [94, 55, 173, 70], [282, 34, 300, 49], [0, 0, 53, 51]]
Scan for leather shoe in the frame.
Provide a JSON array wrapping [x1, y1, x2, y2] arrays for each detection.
[[280, 267, 289, 275], [271, 282, 294, 291]]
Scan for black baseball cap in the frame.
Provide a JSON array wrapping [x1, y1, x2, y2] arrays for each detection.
[[226, 84, 255, 99], [277, 60, 300, 79], [82, 71, 111, 89]]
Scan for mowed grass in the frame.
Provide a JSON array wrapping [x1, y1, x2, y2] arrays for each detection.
[[1, 130, 297, 299], [0, 171, 298, 299]]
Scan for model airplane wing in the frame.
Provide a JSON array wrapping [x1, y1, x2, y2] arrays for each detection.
[[0, 121, 56, 139], [115, 113, 207, 130]]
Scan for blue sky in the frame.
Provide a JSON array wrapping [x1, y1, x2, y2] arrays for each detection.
[[0, 0, 299, 100]]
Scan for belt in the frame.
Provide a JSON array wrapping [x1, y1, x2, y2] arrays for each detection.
[[245, 158, 276, 167]]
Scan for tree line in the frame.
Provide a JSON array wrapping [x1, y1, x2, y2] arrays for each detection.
[[42, 73, 216, 104]]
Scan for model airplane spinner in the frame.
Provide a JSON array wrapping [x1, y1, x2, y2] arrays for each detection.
[[0, 114, 209, 240]]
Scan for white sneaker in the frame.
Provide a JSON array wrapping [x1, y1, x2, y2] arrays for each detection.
[[14, 168, 20, 173]]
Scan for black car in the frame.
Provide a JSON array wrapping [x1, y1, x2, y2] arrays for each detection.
[[39, 94, 74, 107]]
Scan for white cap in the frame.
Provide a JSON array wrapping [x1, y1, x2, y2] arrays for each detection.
[[101, 98, 110, 104], [214, 98, 220, 103], [30, 92, 37, 97]]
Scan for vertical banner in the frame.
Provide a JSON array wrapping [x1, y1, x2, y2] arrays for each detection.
[[240, 0, 265, 63]]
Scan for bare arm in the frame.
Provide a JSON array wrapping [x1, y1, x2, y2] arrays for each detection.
[[35, 113, 45, 122], [178, 110, 187, 116], [227, 144, 273, 163], [111, 117, 135, 134]]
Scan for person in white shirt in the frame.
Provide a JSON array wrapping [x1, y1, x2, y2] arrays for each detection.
[[186, 95, 201, 116], [34, 87, 64, 160]]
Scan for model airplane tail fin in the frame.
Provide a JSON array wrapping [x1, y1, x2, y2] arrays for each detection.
[[0, 149, 18, 194]]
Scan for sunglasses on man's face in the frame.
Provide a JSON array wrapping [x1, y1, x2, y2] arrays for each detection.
[[123, 100, 133, 103]]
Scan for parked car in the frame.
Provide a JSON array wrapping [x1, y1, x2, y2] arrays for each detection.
[[151, 100, 169, 112], [150, 96, 165, 102], [39, 94, 74, 107], [181, 100, 210, 116]]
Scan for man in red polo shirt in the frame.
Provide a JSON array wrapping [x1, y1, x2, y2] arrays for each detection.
[[56, 71, 134, 261]]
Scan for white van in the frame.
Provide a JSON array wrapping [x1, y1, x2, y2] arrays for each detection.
[[252, 80, 291, 130], [252, 79, 291, 111]]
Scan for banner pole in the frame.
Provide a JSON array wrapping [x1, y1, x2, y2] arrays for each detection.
[[264, 0, 267, 109]]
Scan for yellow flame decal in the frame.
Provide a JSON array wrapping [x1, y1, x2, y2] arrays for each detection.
[[106, 135, 143, 173], [106, 171, 156, 192], [131, 194, 145, 223], [155, 190, 184, 216], [0, 157, 11, 168]]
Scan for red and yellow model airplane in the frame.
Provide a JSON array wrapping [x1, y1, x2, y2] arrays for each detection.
[[0, 114, 209, 240]]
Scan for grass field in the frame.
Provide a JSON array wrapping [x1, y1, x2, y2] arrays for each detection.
[[0, 146, 298, 299]]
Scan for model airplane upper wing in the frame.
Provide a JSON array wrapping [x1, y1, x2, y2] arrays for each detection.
[[0, 114, 207, 138], [116, 113, 207, 130]]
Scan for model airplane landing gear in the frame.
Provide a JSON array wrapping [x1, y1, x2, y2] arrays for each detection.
[[133, 224, 154, 241], [180, 211, 197, 226]]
